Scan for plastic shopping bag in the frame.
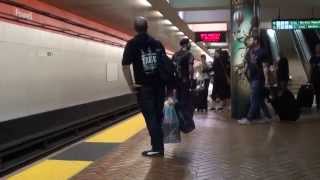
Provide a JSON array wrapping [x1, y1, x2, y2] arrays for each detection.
[[163, 98, 181, 144]]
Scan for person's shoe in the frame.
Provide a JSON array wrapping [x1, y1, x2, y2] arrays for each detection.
[[238, 118, 251, 125], [142, 150, 164, 157]]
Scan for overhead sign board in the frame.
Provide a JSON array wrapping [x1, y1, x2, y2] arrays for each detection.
[[195, 32, 226, 43], [272, 19, 320, 30]]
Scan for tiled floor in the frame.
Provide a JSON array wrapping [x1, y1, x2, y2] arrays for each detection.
[[73, 111, 320, 180]]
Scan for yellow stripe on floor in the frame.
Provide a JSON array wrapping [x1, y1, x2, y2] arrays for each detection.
[[86, 113, 146, 143], [8, 160, 92, 180]]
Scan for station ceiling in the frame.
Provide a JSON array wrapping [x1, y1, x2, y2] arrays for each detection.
[[170, 0, 320, 9], [170, 0, 320, 23], [41, 0, 189, 52], [41, 0, 211, 57]]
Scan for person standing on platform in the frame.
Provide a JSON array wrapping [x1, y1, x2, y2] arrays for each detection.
[[277, 56, 290, 90], [310, 44, 320, 110], [172, 38, 195, 129], [201, 54, 211, 112], [211, 49, 230, 111], [238, 37, 272, 125], [122, 17, 166, 157]]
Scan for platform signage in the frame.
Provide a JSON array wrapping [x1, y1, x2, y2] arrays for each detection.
[[272, 19, 320, 30], [195, 32, 226, 43]]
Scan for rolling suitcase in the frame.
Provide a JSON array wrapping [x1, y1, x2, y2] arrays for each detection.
[[297, 84, 314, 108], [271, 89, 300, 121]]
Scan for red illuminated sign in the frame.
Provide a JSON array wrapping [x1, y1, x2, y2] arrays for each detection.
[[195, 32, 226, 43], [200, 33, 221, 42]]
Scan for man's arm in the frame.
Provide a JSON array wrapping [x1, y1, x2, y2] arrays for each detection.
[[122, 41, 140, 93], [263, 62, 270, 86], [122, 65, 135, 92]]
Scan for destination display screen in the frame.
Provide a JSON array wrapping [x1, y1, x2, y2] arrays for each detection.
[[195, 32, 226, 43], [272, 19, 320, 30]]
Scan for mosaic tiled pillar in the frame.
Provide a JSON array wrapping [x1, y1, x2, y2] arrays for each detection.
[[230, 0, 260, 119]]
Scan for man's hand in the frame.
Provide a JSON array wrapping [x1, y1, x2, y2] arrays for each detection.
[[129, 83, 142, 93]]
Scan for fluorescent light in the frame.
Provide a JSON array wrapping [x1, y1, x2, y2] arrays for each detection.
[[209, 42, 229, 47], [178, 11, 184, 20], [151, 11, 164, 18], [188, 23, 228, 32], [162, 19, 172, 25], [177, 31, 184, 35], [136, 0, 152, 7], [170, 26, 179, 31]]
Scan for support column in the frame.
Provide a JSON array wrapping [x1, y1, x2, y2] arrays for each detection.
[[230, 0, 260, 119]]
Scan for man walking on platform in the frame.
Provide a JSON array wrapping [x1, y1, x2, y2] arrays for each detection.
[[238, 37, 272, 125], [122, 17, 166, 157]]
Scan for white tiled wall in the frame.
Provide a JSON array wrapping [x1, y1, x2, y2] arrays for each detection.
[[0, 21, 130, 122]]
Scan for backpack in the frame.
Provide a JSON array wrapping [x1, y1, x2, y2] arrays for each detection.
[[173, 51, 192, 80]]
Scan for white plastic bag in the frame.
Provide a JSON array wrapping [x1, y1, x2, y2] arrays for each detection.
[[163, 97, 181, 144]]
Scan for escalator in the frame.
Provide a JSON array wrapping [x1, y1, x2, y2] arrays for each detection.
[[291, 30, 312, 80], [277, 30, 308, 93], [261, 29, 317, 94], [302, 30, 320, 55]]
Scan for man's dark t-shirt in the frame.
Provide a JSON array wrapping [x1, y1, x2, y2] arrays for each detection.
[[246, 47, 268, 82], [310, 56, 320, 87], [122, 33, 165, 85]]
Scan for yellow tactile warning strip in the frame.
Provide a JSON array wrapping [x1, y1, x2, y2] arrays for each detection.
[[8, 160, 92, 180], [7, 113, 146, 180], [86, 113, 146, 143]]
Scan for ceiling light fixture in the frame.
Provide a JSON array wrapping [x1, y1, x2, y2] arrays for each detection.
[[188, 23, 228, 32], [177, 31, 184, 35], [152, 11, 164, 18], [170, 26, 179, 31], [162, 19, 173, 25], [136, 0, 152, 8]]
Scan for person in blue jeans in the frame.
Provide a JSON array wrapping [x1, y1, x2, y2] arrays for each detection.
[[238, 37, 272, 125]]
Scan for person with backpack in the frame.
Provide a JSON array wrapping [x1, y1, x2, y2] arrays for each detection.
[[172, 38, 195, 131], [122, 17, 166, 157], [238, 37, 272, 125], [310, 43, 320, 110]]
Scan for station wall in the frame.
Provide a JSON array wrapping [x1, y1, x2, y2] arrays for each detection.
[[0, 21, 130, 122]]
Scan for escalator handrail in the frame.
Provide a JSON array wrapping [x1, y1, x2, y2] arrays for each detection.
[[291, 30, 311, 80]]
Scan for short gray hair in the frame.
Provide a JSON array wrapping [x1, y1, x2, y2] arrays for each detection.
[[134, 16, 148, 33]]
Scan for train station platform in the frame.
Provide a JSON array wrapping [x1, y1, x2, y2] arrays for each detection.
[[7, 110, 320, 180]]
